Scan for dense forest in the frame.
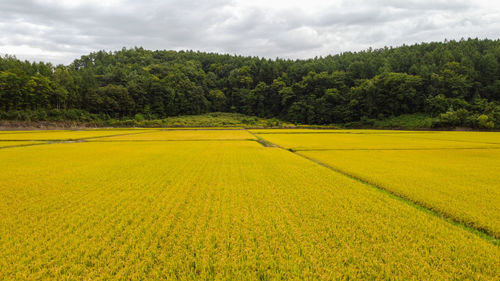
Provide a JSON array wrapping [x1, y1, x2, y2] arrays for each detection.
[[1, 38, 499, 128]]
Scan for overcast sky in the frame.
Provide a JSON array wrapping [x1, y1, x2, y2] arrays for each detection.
[[1, 0, 499, 65]]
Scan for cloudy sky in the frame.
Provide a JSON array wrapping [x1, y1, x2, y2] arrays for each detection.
[[1, 0, 499, 65]]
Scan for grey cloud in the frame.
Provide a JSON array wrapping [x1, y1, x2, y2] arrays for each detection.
[[378, 0, 472, 11], [0, 0, 498, 64]]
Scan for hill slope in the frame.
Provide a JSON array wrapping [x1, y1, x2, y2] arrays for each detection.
[[1, 38, 499, 128]]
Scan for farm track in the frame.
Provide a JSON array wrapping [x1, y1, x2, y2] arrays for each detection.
[[247, 130, 500, 245]]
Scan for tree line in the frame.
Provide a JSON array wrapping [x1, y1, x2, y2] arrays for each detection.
[[1, 38, 499, 128]]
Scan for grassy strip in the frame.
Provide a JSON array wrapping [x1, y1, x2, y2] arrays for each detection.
[[0, 142, 50, 150], [294, 147, 500, 151], [89, 139, 257, 142]]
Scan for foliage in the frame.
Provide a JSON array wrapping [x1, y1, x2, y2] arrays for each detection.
[[0, 111, 292, 128], [1, 38, 500, 128], [372, 113, 436, 129]]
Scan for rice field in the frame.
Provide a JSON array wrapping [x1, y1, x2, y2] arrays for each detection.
[[0, 128, 499, 280], [0, 141, 44, 148], [249, 129, 424, 134], [0, 129, 155, 141], [300, 148, 500, 237], [255, 130, 500, 238], [92, 129, 256, 141], [254, 132, 499, 150], [389, 131, 500, 144]]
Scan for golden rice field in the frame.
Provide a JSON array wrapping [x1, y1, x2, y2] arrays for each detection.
[[0, 141, 44, 148], [389, 131, 500, 144], [254, 131, 499, 150], [161, 127, 245, 130], [0, 129, 155, 141], [92, 129, 256, 141], [0, 129, 499, 280], [255, 130, 500, 237], [0, 130, 62, 134], [300, 148, 500, 237], [249, 129, 424, 134]]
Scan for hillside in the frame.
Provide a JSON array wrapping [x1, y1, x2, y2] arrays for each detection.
[[0, 113, 293, 129], [1, 38, 499, 129]]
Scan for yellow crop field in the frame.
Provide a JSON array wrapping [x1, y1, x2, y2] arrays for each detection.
[[249, 129, 423, 134], [1, 130, 499, 280], [0, 129, 155, 141], [300, 148, 500, 238], [0, 130, 64, 134], [0, 141, 45, 148], [257, 130, 500, 238], [94, 129, 256, 141], [162, 127, 244, 130], [389, 131, 500, 144], [256, 132, 499, 150]]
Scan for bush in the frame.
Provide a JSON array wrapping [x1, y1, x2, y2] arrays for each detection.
[[476, 114, 495, 129], [433, 109, 469, 128], [134, 113, 145, 122]]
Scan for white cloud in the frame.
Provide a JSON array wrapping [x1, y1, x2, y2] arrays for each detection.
[[0, 0, 499, 64]]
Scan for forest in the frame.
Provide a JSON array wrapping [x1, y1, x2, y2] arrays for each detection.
[[1, 38, 499, 128]]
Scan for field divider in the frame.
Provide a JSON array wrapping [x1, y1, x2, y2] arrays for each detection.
[[0, 130, 162, 149], [88, 138, 257, 142], [388, 133, 500, 145], [292, 147, 500, 152], [252, 131, 434, 135], [0, 142, 51, 150], [0, 140, 88, 150], [160, 127, 245, 131], [0, 129, 161, 142], [53, 129, 163, 141], [246, 129, 500, 246]]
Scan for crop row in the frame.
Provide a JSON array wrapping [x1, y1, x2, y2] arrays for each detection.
[[0, 140, 498, 279], [256, 130, 500, 238]]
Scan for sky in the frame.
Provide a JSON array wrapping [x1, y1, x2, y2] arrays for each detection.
[[1, 0, 499, 65]]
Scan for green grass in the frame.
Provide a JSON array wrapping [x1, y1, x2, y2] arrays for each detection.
[[372, 114, 437, 129], [106, 112, 293, 128], [1, 112, 293, 129]]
